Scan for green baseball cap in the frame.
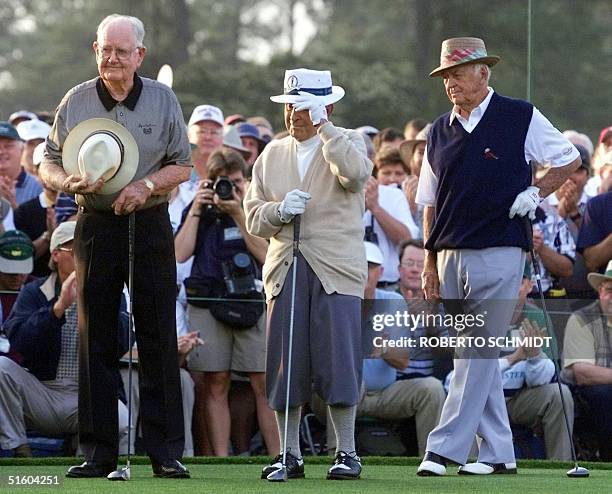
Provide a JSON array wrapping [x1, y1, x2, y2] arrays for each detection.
[[0, 121, 23, 141], [0, 230, 34, 274]]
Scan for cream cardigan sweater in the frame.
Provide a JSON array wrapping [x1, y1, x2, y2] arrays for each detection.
[[244, 122, 373, 301]]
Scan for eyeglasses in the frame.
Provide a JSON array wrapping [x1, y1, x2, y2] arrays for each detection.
[[400, 259, 424, 269], [58, 246, 73, 253], [96, 46, 140, 61], [195, 129, 222, 137]]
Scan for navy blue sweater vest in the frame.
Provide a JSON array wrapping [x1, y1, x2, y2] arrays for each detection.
[[425, 92, 533, 251]]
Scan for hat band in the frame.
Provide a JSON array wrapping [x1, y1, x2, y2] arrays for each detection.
[[284, 86, 332, 96], [441, 48, 488, 66], [84, 130, 124, 182]]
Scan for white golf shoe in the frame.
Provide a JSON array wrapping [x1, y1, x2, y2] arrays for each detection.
[[417, 452, 448, 476], [458, 462, 517, 475]]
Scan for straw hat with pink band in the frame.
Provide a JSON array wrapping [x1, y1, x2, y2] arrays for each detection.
[[429, 37, 500, 77]]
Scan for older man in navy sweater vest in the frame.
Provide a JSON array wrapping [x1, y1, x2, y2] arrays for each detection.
[[415, 37, 581, 476]]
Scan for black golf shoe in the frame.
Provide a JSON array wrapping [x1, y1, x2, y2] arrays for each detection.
[[261, 452, 305, 479], [66, 461, 116, 478], [326, 451, 362, 480], [152, 459, 190, 478]]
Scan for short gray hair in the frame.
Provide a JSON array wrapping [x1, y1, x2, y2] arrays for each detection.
[[96, 14, 145, 47], [471, 63, 491, 82]]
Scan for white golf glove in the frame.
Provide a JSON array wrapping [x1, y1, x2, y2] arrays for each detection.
[[278, 189, 311, 223], [293, 93, 327, 125], [509, 185, 542, 220]]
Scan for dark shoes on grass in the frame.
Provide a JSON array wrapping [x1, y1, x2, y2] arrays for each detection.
[[261, 451, 305, 479]]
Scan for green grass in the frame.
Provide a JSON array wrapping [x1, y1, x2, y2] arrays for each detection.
[[0, 459, 610, 493]]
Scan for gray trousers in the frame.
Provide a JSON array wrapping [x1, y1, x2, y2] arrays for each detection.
[[0, 357, 128, 451], [266, 253, 362, 410], [426, 247, 525, 465], [120, 367, 195, 457]]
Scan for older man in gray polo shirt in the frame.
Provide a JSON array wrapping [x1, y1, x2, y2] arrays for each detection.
[[40, 14, 191, 479]]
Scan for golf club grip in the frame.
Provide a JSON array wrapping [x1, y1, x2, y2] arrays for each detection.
[[523, 216, 534, 251], [293, 215, 301, 256]]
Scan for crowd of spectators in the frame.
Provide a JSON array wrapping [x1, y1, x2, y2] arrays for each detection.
[[0, 99, 610, 461]]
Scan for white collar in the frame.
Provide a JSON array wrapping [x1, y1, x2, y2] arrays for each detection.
[[449, 87, 494, 125]]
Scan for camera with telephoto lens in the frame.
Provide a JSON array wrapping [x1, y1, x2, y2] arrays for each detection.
[[222, 253, 257, 295], [364, 225, 379, 245], [202, 176, 237, 213]]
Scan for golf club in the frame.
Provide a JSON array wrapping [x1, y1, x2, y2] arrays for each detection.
[[524, 216, 589, 478], [108, 213, 136, 481], [267, 215, 301, 482]]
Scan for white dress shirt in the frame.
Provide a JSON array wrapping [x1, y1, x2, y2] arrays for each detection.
[[416, 88, 580, 207]]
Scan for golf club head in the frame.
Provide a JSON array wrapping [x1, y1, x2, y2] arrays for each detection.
[[266, 466, 288, 482], [567, 466, 589, 478], [107, 467, 131, 481]]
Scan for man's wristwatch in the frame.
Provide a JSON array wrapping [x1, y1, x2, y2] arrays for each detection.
[[143, 177, 155, 193]]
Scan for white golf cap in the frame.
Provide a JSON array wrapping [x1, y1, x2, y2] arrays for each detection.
[[16, 119, 51, 142], [364, 241, 384, 265], [188, 105, 224, 127]]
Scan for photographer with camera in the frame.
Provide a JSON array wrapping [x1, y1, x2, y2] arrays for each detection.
[[174, 148, 279, 457]]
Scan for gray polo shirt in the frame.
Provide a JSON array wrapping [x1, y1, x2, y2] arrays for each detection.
[[45, 75, 191, 211]]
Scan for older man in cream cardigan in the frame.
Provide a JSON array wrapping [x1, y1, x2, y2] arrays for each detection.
[[245, 68, 372, 480]]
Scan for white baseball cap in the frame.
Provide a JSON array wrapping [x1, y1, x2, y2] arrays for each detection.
[[8, 110, 37, 125], [16, 119, 51, 142], [188, 105, 224, 127], [50, 221, 76, 252], [364, 241, 384, 265]]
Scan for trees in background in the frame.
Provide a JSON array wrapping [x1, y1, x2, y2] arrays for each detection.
[[0, 0, 609, 140]]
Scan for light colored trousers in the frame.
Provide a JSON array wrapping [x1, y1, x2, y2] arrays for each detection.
[[121, 367, 195, 457], [358, 376, 446, 456], [426, 247, 525, 465], [507, 383, 574, 461], [0, 357, 128, 452]]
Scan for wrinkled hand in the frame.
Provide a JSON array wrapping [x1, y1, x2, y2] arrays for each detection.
[[0, 176, 17, 209], [111, 180, 152, 216], [364, 176, 380, 212], [279, 189, 311, 223], [509, 185, 542, 220], [293, 92, 328, 125], [421, 265, 440, 301], [62, 174, 104, 195]]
